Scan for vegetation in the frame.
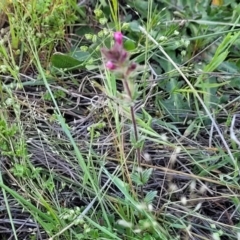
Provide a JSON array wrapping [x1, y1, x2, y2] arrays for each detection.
[[0, 0, 240, 239]]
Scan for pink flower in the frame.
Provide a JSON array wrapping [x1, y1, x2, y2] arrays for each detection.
[[101, 31, 137, 74], [106, 61, 116, 70], [101, 41, 129, 67], [126, 62, 137, 75], [114, 31, 123, 45]]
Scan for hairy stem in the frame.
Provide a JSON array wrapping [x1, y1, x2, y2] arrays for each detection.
[[123, 77, 143, 198]]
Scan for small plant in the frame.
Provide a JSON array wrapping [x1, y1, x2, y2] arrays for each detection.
[[101, 31, 145, 197], [0, 118, 27, 158]]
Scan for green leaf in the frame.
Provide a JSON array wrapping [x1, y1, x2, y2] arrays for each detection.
[[126, 0, 149, 18], [131, 172, 143, 185], [152, 119, 181, 135], [75, 25, 95, 35], [129, 20, 140, 32], [144, 191, 157, 204], [230, 77, 240, 89], [142, 168, 153, 184], [236, 59, 240, 69], [220, 61, 239, 73], [161, 78, 189, 121], [51, 53, 84, 69], [72, 50, 90, 61], [201, 77, 220, 109], [197, 80, 230, 88], [124, 39, 136, 51]]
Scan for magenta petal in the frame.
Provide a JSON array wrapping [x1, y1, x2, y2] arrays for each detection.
[[128, 62, 137, 71], [106, 61, 116, 70], [114, 31, 123, 45]]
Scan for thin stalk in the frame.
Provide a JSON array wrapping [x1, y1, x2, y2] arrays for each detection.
[[123, 77, 143, 198]]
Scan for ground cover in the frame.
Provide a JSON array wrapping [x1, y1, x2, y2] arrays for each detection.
[[0, 0, 240, 239]]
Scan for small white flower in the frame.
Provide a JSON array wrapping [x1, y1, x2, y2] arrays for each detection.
[[136, 203, 147, 210], [160, 134, 168, 141], [199, 184, 207, 194], [85, 227, 91, 233], [190, 180, 196, 191], [159, 36, 167, 41], [152, 221, 158, 227], [69, 209, 75, 215], [175, 147, 181, 154], [181, 196, 187, 205], [174, 30, 179, 35], [103, 28, 109, 35], [169, 183, 178, 192], [142, 221, 151, 228], [133, 228, 142, 233], [184, 39, 190, 48], [80, 46, 88, 51], [148, 204, 153, 211], [212, 232, 220, 240], [117, 219, 133, 228], [175, 41, 181, 47], [5, 98, 14, 106], [143, 152, 151, 162], [194, 202, 202, 212], [136, 167, 143, 173], [170, 147, 181, 164], [122, 22, 130, 30], [99, 17, 108, 25], [92, 35, 97, 42], [0, 65, 7, 73], [181, 50, 186, 56]]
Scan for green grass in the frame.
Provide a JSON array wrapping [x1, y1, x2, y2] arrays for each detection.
[[0, 0, 240, 239]]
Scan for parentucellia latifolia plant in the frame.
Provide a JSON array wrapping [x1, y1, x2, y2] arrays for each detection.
[[101, 32, 145, 198]]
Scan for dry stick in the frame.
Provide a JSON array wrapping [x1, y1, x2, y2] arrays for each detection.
[[139, 26, 239, 174], [123, 78, 143, 199]]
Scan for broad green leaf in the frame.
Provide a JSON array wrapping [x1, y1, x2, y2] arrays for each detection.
[[72, 50, 90, 61], [161, 78, 190, 121], [124, 39, 136, 51], [75, 26, 95, 36], [230, 77, 240, 89], [51, 53, 84, 69], [142, 168, 153, 184], [126, 0, 149, 18], [131, 172, 143, 185], [129, 20, 140, 32], [144, 191, 157, 204]]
